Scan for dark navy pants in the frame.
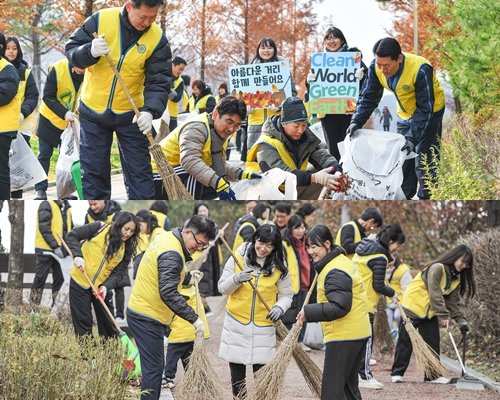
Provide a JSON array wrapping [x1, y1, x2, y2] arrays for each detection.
[[80, 118, 154, 199]]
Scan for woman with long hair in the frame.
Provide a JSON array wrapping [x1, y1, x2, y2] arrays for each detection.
[[391, 244, 475, 384], [66, 211, 139, 338], [297, 224, 370, 400], [218, 224, 292, 399]]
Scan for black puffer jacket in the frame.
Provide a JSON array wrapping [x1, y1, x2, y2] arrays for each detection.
[[193, 86, 216, 114], [0, 60, 19, 137], [157, 228, 198, 324], [355, 238, 395, 298], [65, 6, 172, 124], [237, 214, 259, 244], [36, 200, 72, 254], [84, 200, 122, 223], [11, 59, 39, 119]]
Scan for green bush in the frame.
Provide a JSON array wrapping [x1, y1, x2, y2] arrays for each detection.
[[0, 311, 129, 399], [422, 113, 499, 199]]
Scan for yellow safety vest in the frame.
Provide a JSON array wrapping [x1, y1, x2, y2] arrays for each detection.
[[35, 201, 73, 251], [181, 90, 189, 113], [375, 53, 445, 120], [352, 251, 389, 313], [15, 67, 37, 132], [80, 7, 163, 114], [168, 265, 210, 342], [232, 221, 257, 253], [386, 262, 410, 303], [86, 212, 115, 224], [226, 250, 282, 326], [167, 76, 183, 118], [128, 230, 188, 325], [70, 224, 126, 289], [190, 93, 213, 112], [335, 221, 362, 259], [283, 241, 300, 295], [39, 59, 78, 130], [0, 58, 21, 133], [154, 113, 228, 171], [248, 107, 280, 126], [402, 263, 460, 319], [247, 135, 309, 172], [317, 253, 371, 342]]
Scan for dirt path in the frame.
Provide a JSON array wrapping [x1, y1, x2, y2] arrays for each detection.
[[163, 296, 499, 400]]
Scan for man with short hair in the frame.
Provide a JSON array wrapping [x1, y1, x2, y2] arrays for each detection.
[[65, 0, 172, 199], [247, 97, 343, 200], [347, 37, 445, 200], [127, 215, 217, 400], [274, 202, 292, 234], [155, 96, 261, 200], [167, 56, 187, 131], [335, 207, 383, 258]]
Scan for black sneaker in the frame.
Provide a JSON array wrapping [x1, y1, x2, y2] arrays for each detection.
[[161, 378, 175, 389], [34, 190, 47, 200]]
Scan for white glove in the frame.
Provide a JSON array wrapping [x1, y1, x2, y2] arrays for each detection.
[[64, 111, 75, 122], [132, 111, 153, 134], [189, 270, 204, 285], [312, 167, 341, 190], [193, 318, 205, 335], [306, 71, 317, 83], [53, 247, 64, 259], [19, 113, 25, 124], [74, 256, 85, 271], [90, 34, 110, 58], [355, 68, 365, 80]]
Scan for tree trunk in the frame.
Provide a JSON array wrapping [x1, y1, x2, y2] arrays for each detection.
[[487, 201, 500, 227], [243, 0, 249, 64], [84, 0, 94, 18], [341, 203, 350, 225], [6, 200, 24, 306], [159, 5, 167, 33], [0, 200, 4, 253], [200, 0, 206, 81], [31, 4, 43, 89]]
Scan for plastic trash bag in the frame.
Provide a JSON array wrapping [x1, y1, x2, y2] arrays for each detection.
[[337, 129, 416, 200], [177, 110, 199, 128], [233, 168, 297, 200], [303, 322, 324, 350], [9, 132, 47, 191], [56, 119, 80, 199]]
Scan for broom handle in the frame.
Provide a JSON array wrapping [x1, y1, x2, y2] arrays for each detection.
[[447, 328, 468, 375], [395, 299, 411, 323], [93, 33, 156, 147], [300, 274, 318, 310], [57, 234, 123, 334], [219, 235, 273, 313]]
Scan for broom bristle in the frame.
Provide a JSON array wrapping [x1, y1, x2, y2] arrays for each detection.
[[246, 324, 302, 400], [373, 296, 394, 357], [149, 144, 193, 200], [175, 336, 227, 400], [404, 322, 448, 378]]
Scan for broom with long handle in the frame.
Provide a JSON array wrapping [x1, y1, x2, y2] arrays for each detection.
[[373, 294, 394, 357], [248, 274, 319, 400], [92, 33, 192, 200], [396, 300, 447, 379], [57, 234, 141, 379], [175, 280, 227, 400], [219, 236, 322, 398]]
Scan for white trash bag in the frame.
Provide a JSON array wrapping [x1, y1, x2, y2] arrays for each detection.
[[9, 132, 47, 191], [303, 322, 325, 350], [55, 119, 80, 199], [177, 110, 199, 128], [233, 168, 297, 200], [337, 129, 416, 200]]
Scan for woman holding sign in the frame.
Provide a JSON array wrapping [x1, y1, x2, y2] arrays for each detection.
[[307, 27, 367, 161], [246, 37, 297, 156]]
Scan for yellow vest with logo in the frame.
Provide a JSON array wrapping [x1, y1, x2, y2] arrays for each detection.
[[317, 253, 371, 342], [283, 241, 300, 295], [335, 221, 362, 259], [80, 7, 163, 114], [154, 113, 227, 171], [232, 221, 257, 253], [247, 135, 309, 172], [352, 251, 389, 313], [181, 90, 189, 112], [128, 230, 187, 325], [375, 53, 445, 120], [191, 93, 213, 112], [39, 59, 77, 130], [402, 263, 460, 319], [168, 285, 210, 342], [386, 262, 410, 303], [248, 107, 280, 126], [167, 76, 183, 118], [35, 201, 73, 251], [70, 224, 126, 289], [226, 251, 282, 326], [15, 67, 37, 132], [0, 58, 21, 133]]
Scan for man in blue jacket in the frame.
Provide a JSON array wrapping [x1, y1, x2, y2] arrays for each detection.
[[65, 0, 172, 199]]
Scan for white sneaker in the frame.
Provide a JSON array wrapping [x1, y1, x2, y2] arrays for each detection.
[[115, 317, 125, 323], [369, 358, 377, 366], [391, 375, 404, 383], [299, 342, 312, 352], [359, 377, 384, 389], [429, 377, 449, 384]]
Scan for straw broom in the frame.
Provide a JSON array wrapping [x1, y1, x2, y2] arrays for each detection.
[[94, 33, 192, 200], [396, 300, 447, 379], [247, 274, 318, 400], [373, 295, 394, 356], [219, 236, 322, 398], [175, 279, 227, 400]]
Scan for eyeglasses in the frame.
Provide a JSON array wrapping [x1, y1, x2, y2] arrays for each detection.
[[256, 240, 274, 251], [190, 230, 210, 249], [222, 116, 242, 131]]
